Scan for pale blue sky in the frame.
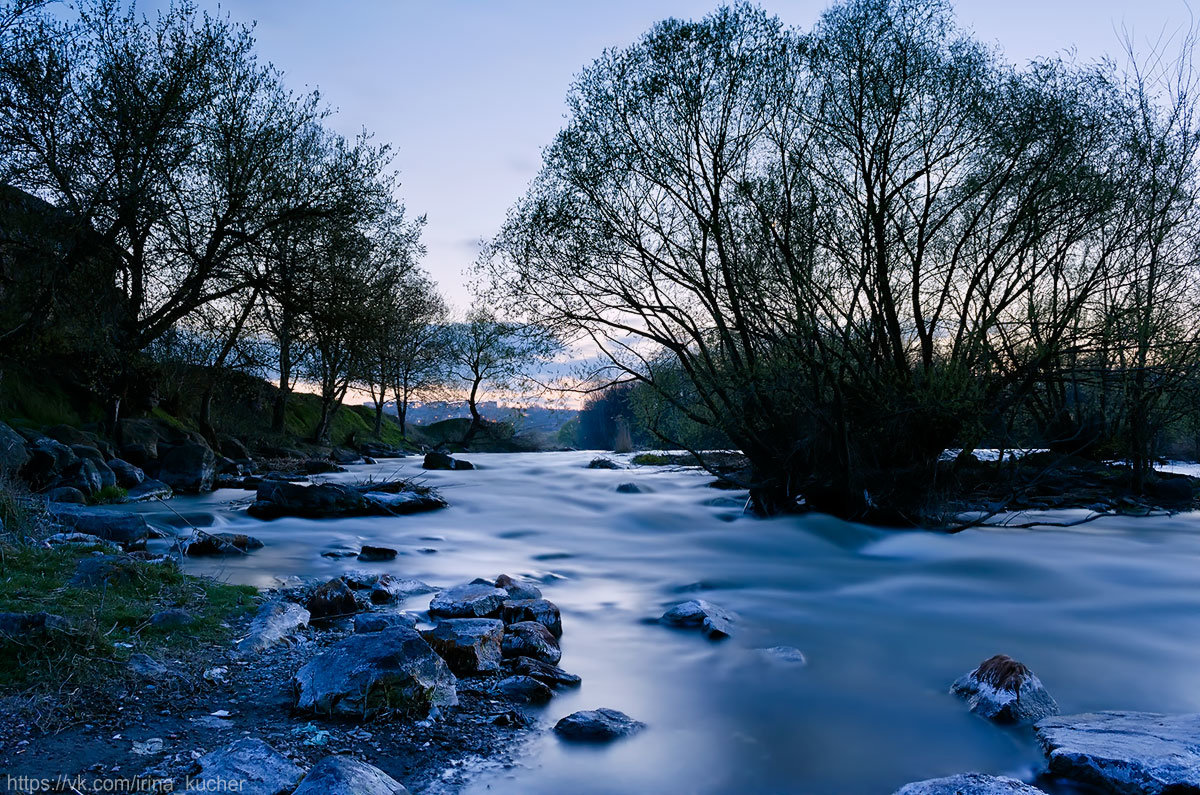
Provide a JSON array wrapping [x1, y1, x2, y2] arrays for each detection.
[[172, 0, 1191, 307]]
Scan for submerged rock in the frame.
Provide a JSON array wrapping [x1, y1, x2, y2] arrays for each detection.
[[951, 655, 1059, 725], [293, 626, 458, 718], [422, 618, 505, 676], [893, 773, 1047, 794], [194, 737, 304, 795], [501, 621, 561, 664], [429, 583, 508, 619], [587, 457, 622, 470], [660, 599, 736, 639], [423, 451, 474, 471], [554, 708, 645, 742], [235, 601, 310, 655], [616, 482, 651, 494], [501, 598, 562, 637], [292, 755, 410, 795], [504, 656, 582, 688], [759, 646, 808, 665], [358, 545, 397, 562], [1035, 711, 1200, 794], [496, 675, 553, 704]]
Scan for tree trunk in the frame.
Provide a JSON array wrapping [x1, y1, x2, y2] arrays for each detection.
[[272, 327, 292, 434], [462, 378, 483, 444]]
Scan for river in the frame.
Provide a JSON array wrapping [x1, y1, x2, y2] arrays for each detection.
[[126, 451, 1200, 794]]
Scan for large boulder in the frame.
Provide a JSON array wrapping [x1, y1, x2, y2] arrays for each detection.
[[193, 738, 304, 795], [60, 458, 104, 496], [45, 424, 97, 448], [554, 708, 645, 742], [423, 451, 474, 471], [422, 618, 505, 675], [1035, 711, 1200, 794], [0, 421, 29, 474], [660, 599, 736, 640], [47, 503, 155, 545], [157, 442, 216, 493], [23, 437, 77, 485], [293, 626, 458, 718], [501, 621, 561, 664], [248, 481, 445, 519], [893, 774, 1047, 794], [501, 598, 562, 637], [292, 756, 410, 795], [951, 655, 1059, 726], [235, 601, 310, 655], [107, 458, 145, 488], [429, 583, 508, 619], [116, 418, 161, 467], [69, 446, 115, 489]]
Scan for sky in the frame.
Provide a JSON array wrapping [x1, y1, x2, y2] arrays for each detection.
[[156, 0, 1193, 309]]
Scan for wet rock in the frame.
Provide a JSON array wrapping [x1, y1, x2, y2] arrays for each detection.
[[150, 608, 194, 629], [47, 504, 155, 545], [423, 451, 474, 470], [354, 613, 418, 633], [306, 577, 360, 620], [46, 531, 119, 551], [185, 532, 264, 556], [71, 446, 116, 490], [504, 656, 582, 688], [358, 545, 398, 562], [157, 442, 216, 493], [495, 573, 542, 600], [107, 458, 145, 488], [0, 421, 29, 474], [759, 646, 808, 665], [496, 675, 553, 704], [951, 655, 1059, 725], [249, 480, 445, 519], [303, 458, 345, 474], [422, 618, 505, 675], [370, 574, 433, 605], [554, 708, 645, 742], [293, 626, 458, 718], [1035, 711, 1200, 794], [194, 737, 304, 795], [47, 486, 87, 503], [616, 482, 650, 494], [501, 621, 561, 665], [429, 582, 508, 619], [587, 457, 622, 470], [126, 653, 168, 678], [501, 598, 562, 637], [125, 478, 172, 502], [292, 755, 411, 795], [0, 612, 70, 639], [893, 773, 1047, 794], [60, 458, 104, 496], [331, 446, 360, 464], [363, 490, 449, 514], [235, 601, 310, 655], [660, 599, 736, 639], [363, 455, 378, 465]]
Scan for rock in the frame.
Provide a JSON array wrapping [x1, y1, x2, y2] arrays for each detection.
[[501, 598, 562, 637], [292, 755, 411, 795], [45, 424, 96, 448], [370, 574, 433, 605], [587, 457, 622, 470], [330, 446, 360, 464], [185, 532, 264, 556], [125, 479, 172, 502], [1035, 711, 1200, 795], [71, 446, 116, 490], [60, 458, 104, 496], [150, 608, 193, 629], [501, 621, 561, 664], [107, 458, 145, 488], [235, 601, 310, 655], [354, 613, 418, 633], [363, 456, 378, 465], [194, 738, 304, 795], [306, 577, 360, 620], [126, 653, 168, 678], [422, 618, 505, 676], [554, 708, 645, 742], [157, 442, 216, 493], [69, 555, 148, 589], [495, 573, 542, 600], [218, 435, 251, 461], [423, 451, 474, 471], [504, 656, 582, 688], [0, 421, 29, 474], [46, 503, 154, 544], [47, 486, 87, 503], [362, 490, 449, 514], [497, 675, 553, 704], [249, 480, 445, 519], [293, 626, 458, 719], [46, 531, 119, 551], [303, 458, 345, 474], [660, 599, 736, 639], [429, 583, 508, 619], [951, 655, 1059, 725], [358, 545, 398, 562], [759, 645, 808, 665], [616, 482, 650, 494], [0, 612, 70, 639], [893, 773, 1047, 794]]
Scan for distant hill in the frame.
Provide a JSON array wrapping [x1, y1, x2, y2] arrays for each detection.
[[376, 400, 577, 433]]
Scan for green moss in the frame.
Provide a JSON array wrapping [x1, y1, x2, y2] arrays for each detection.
[[89, 484, 128, 504], [631, 452, 674, 466]]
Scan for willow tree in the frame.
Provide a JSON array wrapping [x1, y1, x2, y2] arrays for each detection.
[[485, 0, 1126, 522]]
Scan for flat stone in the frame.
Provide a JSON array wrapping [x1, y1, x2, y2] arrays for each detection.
[[46, 503, 154, 544], [893, 773, 1047, 794], [951, 655, 1059, 725], [45, 532, 119, 551], [497, 675, 553, 704], [500, 598, 562, 637], [501, 621, 561, 664], [235, 601, 310, 655], [422, 618, 505, 675], [660, 599, 736, 639], [354, 613, 418, 633], [1035, 711, 1200, 794], [193, 738, 303, 795], [554, 708, 645, 742], [292, 755, 410, 795], [429, 583, 508, 619]]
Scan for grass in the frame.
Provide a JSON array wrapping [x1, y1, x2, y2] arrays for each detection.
[[88, 484, 128, 504], [631, 452, 675, 466]]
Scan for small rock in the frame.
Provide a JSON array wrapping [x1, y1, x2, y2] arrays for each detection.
[[422, 618, 505, 675], [951, 655, 1059, 725], [660, 599, 736, 639], [423, 451, 474, 471], [587, 457, 622, 470], [501, 598, 562, 637], [616, 482, 650, 494], [306, 577, 360, 620], [893, 773, 1047, 794], [292, 755, 411, 795], [47, 486, 87, 504], [126, 653, 168, 678], [193, 737, 304, 795], [504, 656, 582, 688], [495, 573, 542, 600], [501, 621, 561, 664], [496, 675, 553, 704], [369, 574, 431, 605], [185, 532, 264, 556], [235, 601, 310, 655], [358, 545, 398, 562], [429, 582, 508, 618], [554, 708, 645, 742]]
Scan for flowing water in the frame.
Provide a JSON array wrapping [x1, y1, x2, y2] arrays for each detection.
[[128, 451, 1200, 794]]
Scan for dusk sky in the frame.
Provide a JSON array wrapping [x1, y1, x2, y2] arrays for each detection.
[[169, 0, 1191, 308]]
